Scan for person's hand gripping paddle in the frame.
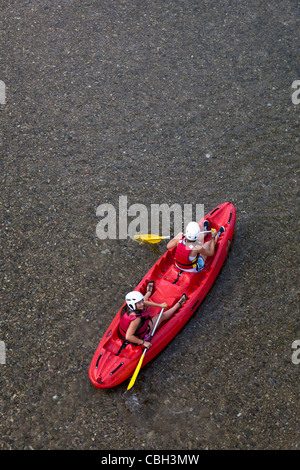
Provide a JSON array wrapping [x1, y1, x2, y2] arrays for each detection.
[[127, 307, 165, 390]]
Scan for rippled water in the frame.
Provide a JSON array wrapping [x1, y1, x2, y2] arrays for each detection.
[[1, 0, 299, 450]]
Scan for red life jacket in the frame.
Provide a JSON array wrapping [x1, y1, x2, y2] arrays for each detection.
[[119, 310, 151, 341], [174, 237, 199, 269]]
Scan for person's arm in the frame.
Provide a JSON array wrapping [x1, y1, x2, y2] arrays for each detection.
[[144, 300, 167, 309], [198, 239, 216, 257], [125, 318, 151, 348], [194, 229, 218, 257], [167, 232, 183, 250]]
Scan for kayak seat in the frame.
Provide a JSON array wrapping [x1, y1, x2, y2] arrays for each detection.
[[103, 335, 124, 355], [107, 331, 141, 358], [162, 265, 189, 285]]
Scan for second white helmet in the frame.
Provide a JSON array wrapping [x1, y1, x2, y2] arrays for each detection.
[[185, 222, 200, 241], [125, 291, 144, 311]]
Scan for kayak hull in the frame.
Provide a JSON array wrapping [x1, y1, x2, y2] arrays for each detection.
[[89, 202, 236, 389]]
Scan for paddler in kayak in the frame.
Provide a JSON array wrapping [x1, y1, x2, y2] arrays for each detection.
[[167, 221, 225, 273], [119, 282, 188, 349]]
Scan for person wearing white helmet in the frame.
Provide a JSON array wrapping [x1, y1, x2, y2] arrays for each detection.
[[167, 220, 225, 273], [119, 282, 188, 349]]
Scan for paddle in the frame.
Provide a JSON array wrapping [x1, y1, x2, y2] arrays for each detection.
[[127, 307, 165, 390], [134, 231, 212, 244]]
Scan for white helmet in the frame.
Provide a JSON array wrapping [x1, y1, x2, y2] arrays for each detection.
[[185, 222, 200, 241], [125, 291, 144, 311]]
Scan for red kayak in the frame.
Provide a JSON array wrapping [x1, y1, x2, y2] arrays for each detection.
[[89, 202, 236, 389]]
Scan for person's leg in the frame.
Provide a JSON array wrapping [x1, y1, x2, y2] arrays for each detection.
[[200, 232, 219, 262], [202, 220, 209, 232], [144, 280, 155, 301], [149, 294, 188, 334], [201, 226, 225, 261]]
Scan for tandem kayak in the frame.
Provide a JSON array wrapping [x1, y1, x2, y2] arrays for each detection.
[[89, 202, 236, 389]]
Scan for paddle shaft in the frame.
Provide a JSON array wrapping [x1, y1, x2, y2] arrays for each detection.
[[135, 231, 212, 243], [140, 306, 165, 357], [156, 231, 212, 239], [127, 307, 165, 390], [157, 230, 212, 238], [149, 307, 165, 339]]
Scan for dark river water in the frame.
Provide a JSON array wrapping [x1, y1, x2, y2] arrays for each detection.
[[1, 0, 299, 450]]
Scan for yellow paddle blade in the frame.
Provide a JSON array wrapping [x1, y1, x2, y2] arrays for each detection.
[[127, 351, 146, 391], [133, 234, 170, 244]]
